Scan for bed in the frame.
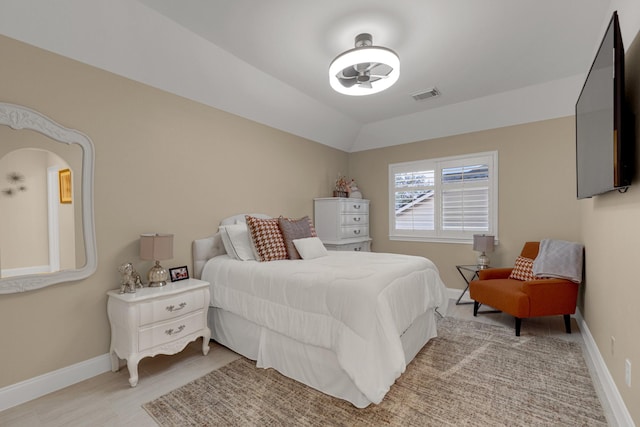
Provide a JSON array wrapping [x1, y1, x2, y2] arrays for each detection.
[[192, 214, 447, 408]]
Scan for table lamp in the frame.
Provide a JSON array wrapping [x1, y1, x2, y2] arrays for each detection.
[[473, 234, 494, 269], [140, 233, 173, 287]]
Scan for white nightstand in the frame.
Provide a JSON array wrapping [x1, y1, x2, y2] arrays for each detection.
[[107, 278, 211, 387]]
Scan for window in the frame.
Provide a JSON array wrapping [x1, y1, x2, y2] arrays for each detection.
[[389, 151, 498, 243]]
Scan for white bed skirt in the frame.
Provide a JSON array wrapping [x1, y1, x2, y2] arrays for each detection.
[[208, 306, 438, 408]]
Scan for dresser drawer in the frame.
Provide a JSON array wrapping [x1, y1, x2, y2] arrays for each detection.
[[339, 225, 368, 239], [340, 201, 368, 213], [138, 289, 206, 325], [327, 241, 371, 252], [138, 310, 205, 351], [341, 213, 368, 226]]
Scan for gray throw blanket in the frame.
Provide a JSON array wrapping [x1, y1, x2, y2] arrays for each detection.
[[532, 239, 584, 283]]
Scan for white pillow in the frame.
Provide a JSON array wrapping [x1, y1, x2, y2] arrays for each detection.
[[293, 237, 328, 260], [219, 224, 256, 261]]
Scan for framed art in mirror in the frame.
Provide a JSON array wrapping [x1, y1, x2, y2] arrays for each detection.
[[58, 168, 72, 204]]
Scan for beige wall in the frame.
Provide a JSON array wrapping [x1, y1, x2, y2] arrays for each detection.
[[0, 35, 347, 388], [349, 117, 582, 290], [579, 27, 640, 423]]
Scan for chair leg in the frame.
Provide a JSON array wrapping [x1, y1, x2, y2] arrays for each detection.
[[473, 301, 479, 317], [515, 318, 521, 336], [564, 314, 571, 334]]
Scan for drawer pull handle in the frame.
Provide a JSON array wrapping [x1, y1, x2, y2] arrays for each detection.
[[353, 204, 361, 209], [165, 325, 186, 336], [354, 247, 362, 251], [353, 217, 361, 222], [353, 229, 361, 235], [166, 302, 187, 312]]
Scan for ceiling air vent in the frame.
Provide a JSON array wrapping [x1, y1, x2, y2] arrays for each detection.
[[412, 87, 440, 101]]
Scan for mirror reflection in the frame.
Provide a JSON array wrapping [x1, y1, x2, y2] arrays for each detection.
[[1, 147, 84, 277]]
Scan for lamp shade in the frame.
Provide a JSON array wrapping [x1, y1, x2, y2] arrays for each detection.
[[473, 234, 495, 253], [140, 233, 173, 261]]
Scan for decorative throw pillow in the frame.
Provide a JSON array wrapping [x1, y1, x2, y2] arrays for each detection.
[[307, 217, 318, 237], [509, 256, 536, 281], [278, 216, 315, 259], [219, 224, 255, 261], [293, 237, 328, 260], [245, 215, 288, 262]]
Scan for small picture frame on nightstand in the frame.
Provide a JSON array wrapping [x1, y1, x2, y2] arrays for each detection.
[[169, 266, 189, 282]]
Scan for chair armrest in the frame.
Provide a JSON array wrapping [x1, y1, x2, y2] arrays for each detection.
[[522, 278, 579, 315], [477, 268, 513, 280]]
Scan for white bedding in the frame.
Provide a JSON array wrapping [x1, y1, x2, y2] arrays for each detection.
[[201, 250, 447, 405]]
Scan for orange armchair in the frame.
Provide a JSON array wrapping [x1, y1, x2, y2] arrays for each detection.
[[469, 242, 579, 336]]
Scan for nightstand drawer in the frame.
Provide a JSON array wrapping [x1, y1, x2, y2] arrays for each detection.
[[138, 310, 204, 351], [139, 289, 206, 325]]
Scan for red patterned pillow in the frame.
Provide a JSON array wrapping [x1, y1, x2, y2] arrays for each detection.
[[245, 215, 288, 262], [509, 256, 535, 281]]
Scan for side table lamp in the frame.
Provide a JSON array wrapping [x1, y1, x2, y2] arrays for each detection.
[[140, 233, 174, 287], [473, 234, 495, 269]]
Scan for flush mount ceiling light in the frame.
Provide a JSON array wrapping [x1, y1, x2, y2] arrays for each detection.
[[329, 33, 400, 96]]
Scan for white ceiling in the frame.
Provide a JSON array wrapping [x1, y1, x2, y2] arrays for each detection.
[[0, 1, 613, 151]]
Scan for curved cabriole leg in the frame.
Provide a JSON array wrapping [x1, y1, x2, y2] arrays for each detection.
[[564, 314, 571, 334], [515, 318, 522, 336], [127, 358, 139, 387], [202, 330, 212, 355]]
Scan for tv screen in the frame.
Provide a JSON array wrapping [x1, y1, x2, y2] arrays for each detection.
[[575, 11, 633, 199]]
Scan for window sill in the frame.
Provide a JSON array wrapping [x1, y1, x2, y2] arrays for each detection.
[[389, 235, 499, 245]]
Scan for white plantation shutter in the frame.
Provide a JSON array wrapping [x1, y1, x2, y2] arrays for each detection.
[[393, 169, 435, 232], [389, 152, 497, 242], [441, 187, 489, 231], [441, 163, 490, 232]]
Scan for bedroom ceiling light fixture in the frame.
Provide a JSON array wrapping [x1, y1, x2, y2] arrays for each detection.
[[329, 33, 400, 96]]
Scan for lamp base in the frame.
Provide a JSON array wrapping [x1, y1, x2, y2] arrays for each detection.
[[148, 261, 169, 287], [477, 253, 490, 269]]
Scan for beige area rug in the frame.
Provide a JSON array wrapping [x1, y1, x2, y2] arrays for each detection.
[[143, 317, 607, 426]]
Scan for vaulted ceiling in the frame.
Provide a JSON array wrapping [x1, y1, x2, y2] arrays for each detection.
[[0, 0, 612, 151]]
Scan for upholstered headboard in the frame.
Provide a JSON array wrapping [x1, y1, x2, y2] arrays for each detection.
[[191, 213, 271, 279]]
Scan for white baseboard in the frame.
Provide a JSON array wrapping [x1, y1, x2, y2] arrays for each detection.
[[574, 309, 634, 427], [0, 353, 112, 412]]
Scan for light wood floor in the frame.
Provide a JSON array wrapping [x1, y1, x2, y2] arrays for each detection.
[[0, 299, 610, 426]]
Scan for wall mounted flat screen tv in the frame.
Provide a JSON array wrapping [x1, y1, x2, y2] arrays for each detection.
[[576, 11, 634, 199]]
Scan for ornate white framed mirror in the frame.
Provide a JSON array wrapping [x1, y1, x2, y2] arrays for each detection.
[[0, 102, 97, 293]]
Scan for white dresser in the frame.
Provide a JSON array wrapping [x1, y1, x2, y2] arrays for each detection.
[[314, 197, 372, 251], [107, 278, 211, 386]]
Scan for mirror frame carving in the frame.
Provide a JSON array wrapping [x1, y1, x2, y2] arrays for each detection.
[[0, 102, 97, 293]]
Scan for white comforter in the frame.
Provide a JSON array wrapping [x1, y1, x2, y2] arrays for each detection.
[[202, 251, 447, 404]]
